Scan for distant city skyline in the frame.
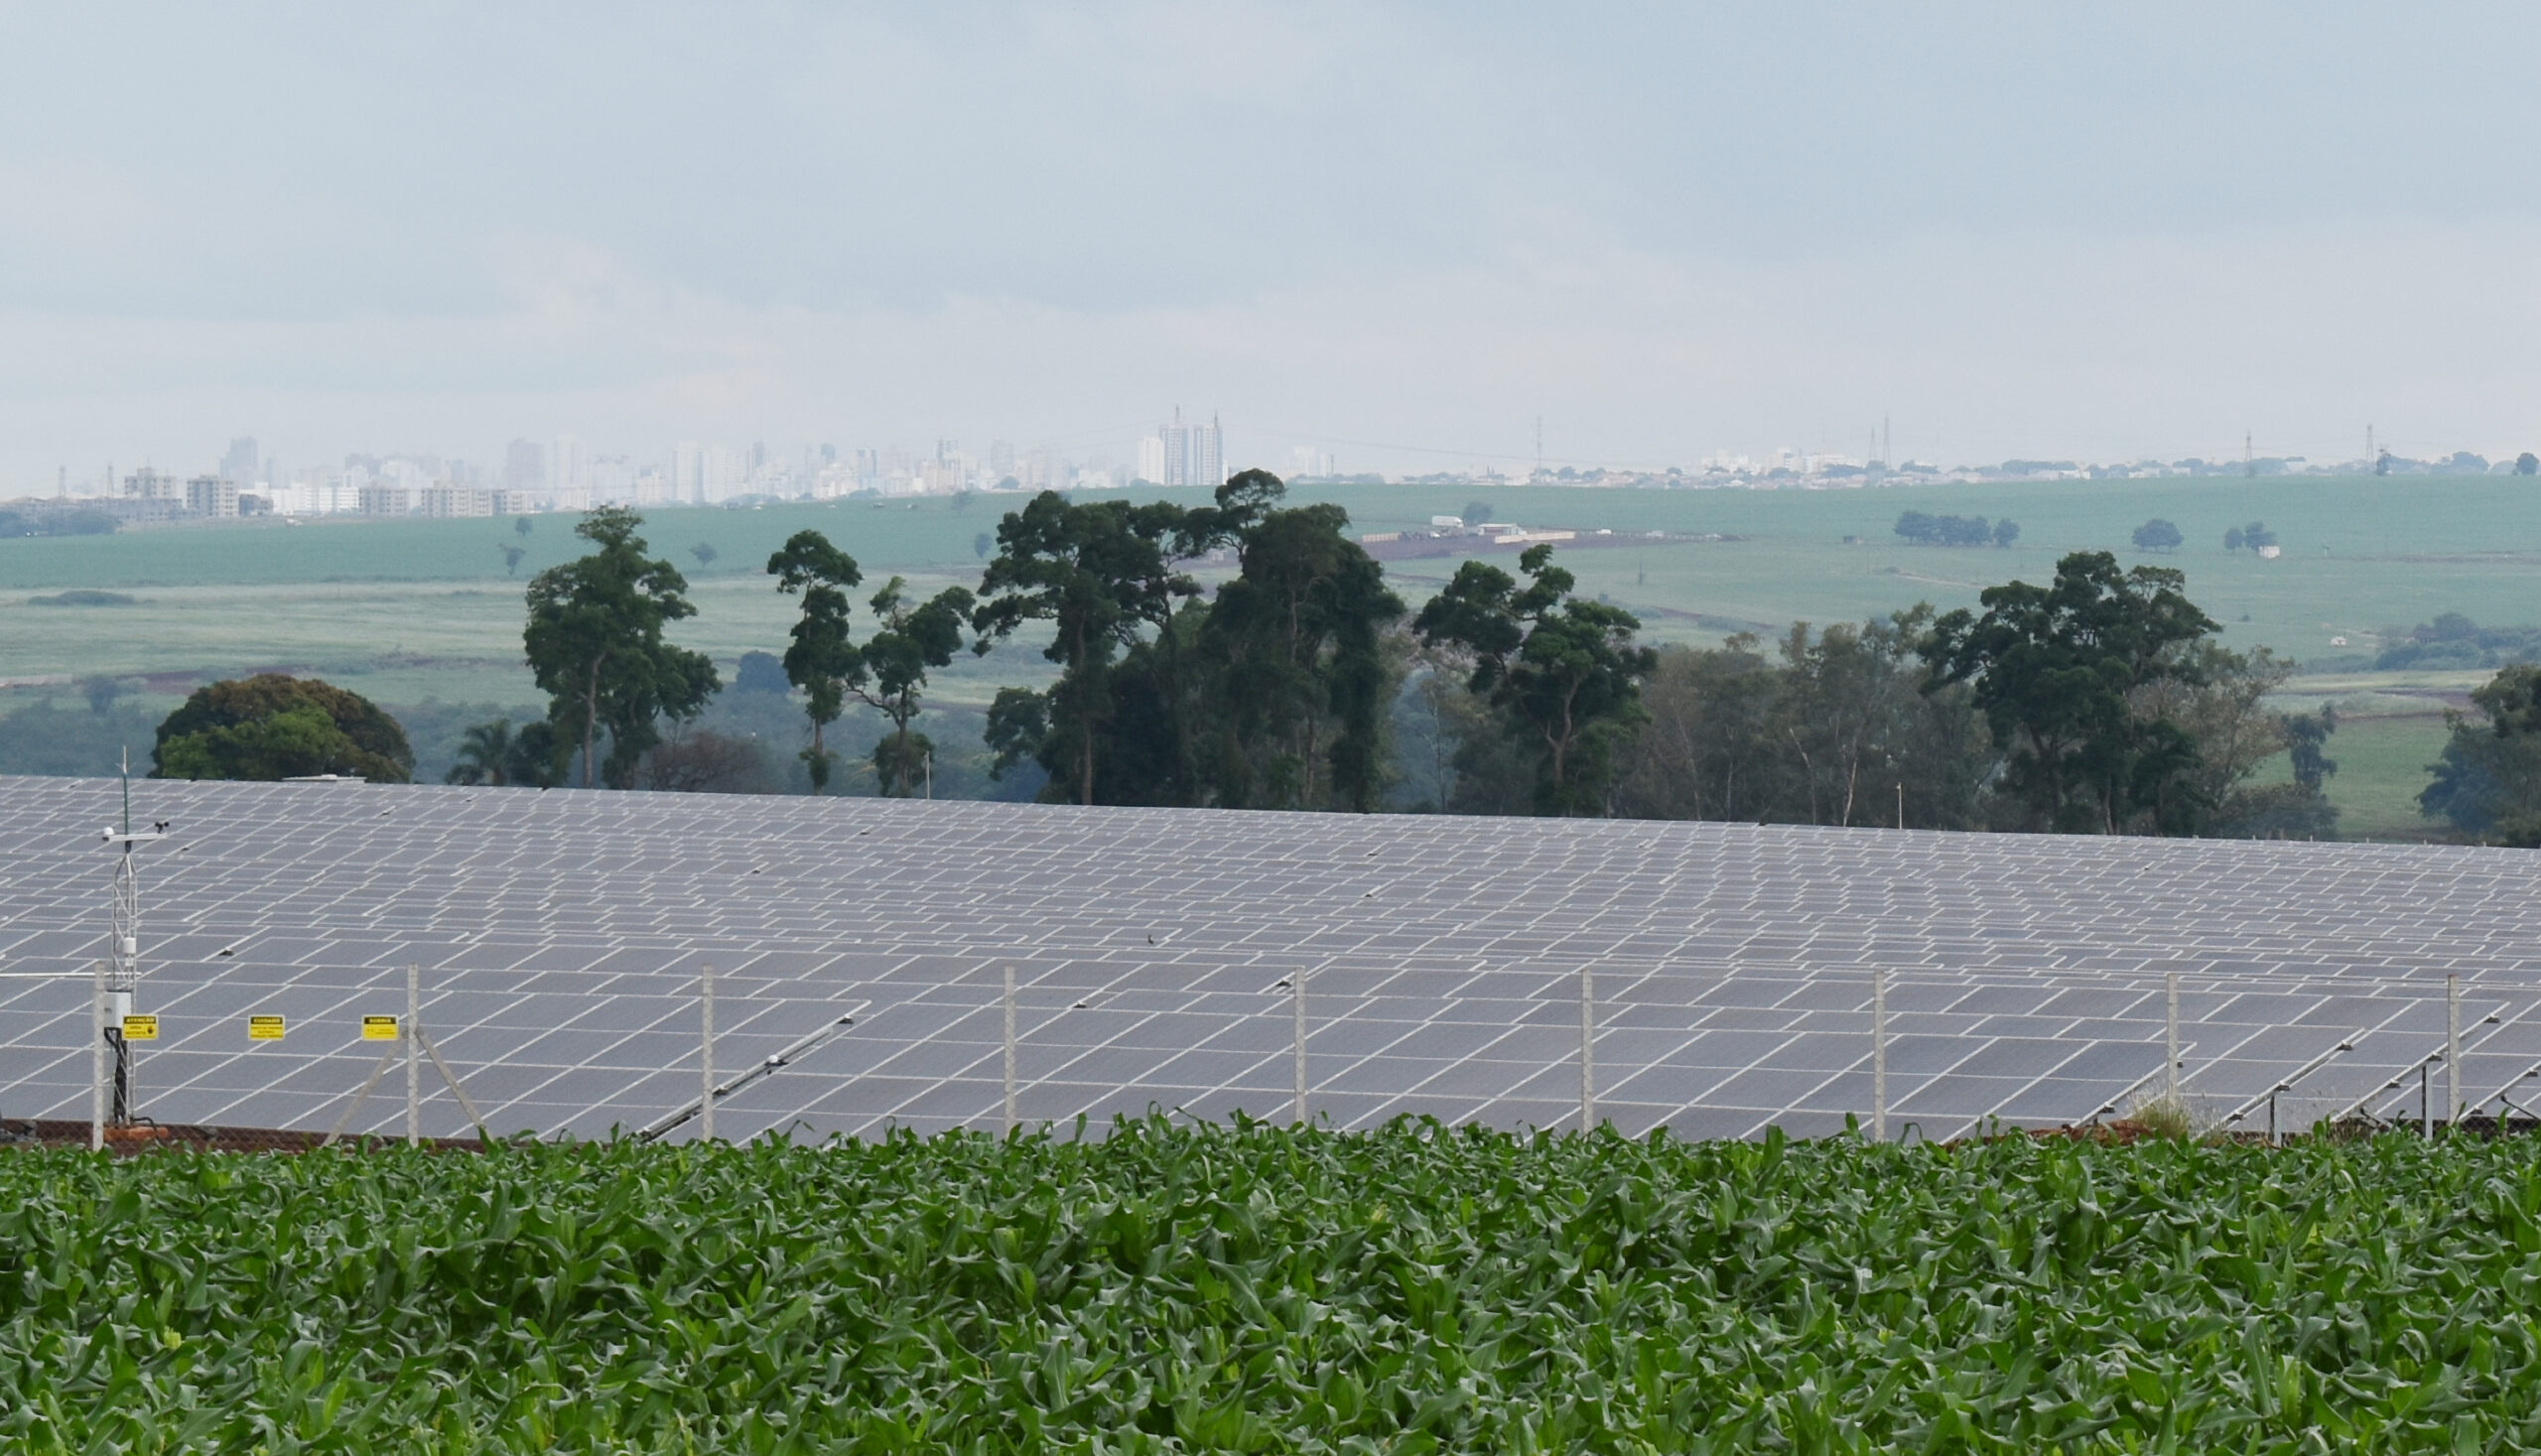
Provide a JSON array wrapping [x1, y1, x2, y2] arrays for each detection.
[[7, 7, 2541, 485], [33, 424, 2531, 527]]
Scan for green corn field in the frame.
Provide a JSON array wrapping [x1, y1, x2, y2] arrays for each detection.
[[4, 1118, 2540, 1452]]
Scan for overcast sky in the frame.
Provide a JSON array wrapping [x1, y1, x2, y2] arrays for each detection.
[[5, 3, 2540, 483]]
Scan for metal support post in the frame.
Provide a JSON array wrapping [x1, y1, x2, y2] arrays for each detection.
[[2165, 973, 2181, 1104], [1872, 967, 1887, 1142], [1580, 965, 1596, 1133], [2422, 1061, 2433, 1139], [1291, 965, 1307, 1126], [2448, 975, 2461, 1132], [700, 961, 716, 1143], [406, 962, 420, 1147], [1003, 963, 1017, 1133], [89, 959, 105, 1151]]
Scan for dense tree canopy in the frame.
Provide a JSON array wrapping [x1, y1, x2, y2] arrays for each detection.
[[974, 489, 1199, 805], [523, 507, 719, 789], [154, 674, 413, 783], [2131, 518, 2184, 552], [1415, 544, 1656, 815], [2423, 665, 2541, 844], [1922, 552, 2219, 834]]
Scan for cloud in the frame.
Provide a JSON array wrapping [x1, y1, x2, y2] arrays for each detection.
[[3, 4, 2541, 478]]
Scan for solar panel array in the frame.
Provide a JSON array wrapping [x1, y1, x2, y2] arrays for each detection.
[[1, 775, 2537, 1144]]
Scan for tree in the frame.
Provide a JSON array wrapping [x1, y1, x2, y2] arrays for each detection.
[[1605, 614, 1997, 831], [1895, 511, 1992, 547], [690, 542, 719, 568], [1607, 637, 1788, 823], [500, 544, 526, 577], [2130, 644, 2334, 837], [1460, 500, 1493, 527], [2423, 665, 2541, 843], [1199, 493, 1404, 811], [731, 651, 792, 695], [1992, 519, 2020, 549], [153, 674, 414, 783], [2131, 518, 2183, 552], [631, 725, 780, 794], [1922, 552, 2219, 834], [522, 507, 720, 789], [2223, 526, 2245, 553], [504, 720, 572, 788], [973, 531, 995, 561], [514, 515, 534, 540], [765, 530, 862, 795], [855, 576, 977, 796], [80, 676, 124, 716], [2239, 521, 2276, 553], [2287, 705, 2339, 791], [971, 490, 1199, 804], [445, 719, 513, 785], [1414, 544, 1657, 815]]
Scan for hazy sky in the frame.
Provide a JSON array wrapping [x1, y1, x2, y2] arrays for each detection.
[[6, 3, 2540, 483]]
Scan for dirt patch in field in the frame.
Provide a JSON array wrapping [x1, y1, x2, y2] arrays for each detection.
[[0, 1119, 487, 1154]]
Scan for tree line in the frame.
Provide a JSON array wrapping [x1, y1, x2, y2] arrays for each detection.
[[145, 475, 2351, 842]]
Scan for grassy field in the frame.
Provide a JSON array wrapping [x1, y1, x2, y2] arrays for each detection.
[[8, 1122, 2541, 1452], [0, 473, 2527, 825]]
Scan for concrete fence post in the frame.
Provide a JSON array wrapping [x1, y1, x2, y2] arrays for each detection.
[[1580, 966, 1596, 1134], [700, 960, 717, 1143], [1872, 967, 1887, 1142], [406, 962, 421, 1148]]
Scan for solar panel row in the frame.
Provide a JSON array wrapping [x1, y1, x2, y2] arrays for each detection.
[[0, 776, 2533, 1143]]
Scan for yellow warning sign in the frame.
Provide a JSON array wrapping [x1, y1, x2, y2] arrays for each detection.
[[120, 1014, 159, 1041], [248, 1014, 285, 1041], [360, 1014, 400, 1041]]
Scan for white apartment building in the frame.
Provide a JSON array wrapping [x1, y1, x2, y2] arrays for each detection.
[[1141, 408, 1226, 487], [184, 474, 239, 518]]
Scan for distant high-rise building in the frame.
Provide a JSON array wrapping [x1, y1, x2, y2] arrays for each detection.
[[1144, 408, 1226, 487], [548, 434, 582, 494], [123, 467, 181, 500], [1195, 414, 1223, 487], [674, 442, 705, 504], [504, 439, 545, 489], [1161, 409, 1190, 487], [220, 437, 258, 484], [1288, 446, 1333, 480]]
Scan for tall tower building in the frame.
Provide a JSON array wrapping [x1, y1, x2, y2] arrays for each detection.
[[1195, 414, 1223, 487], [1162, 408, 1190, 487], [548, 434, 582, 494], [504, 439, 545, 489], [220, 437, 258, 484], [674, 443, 705, 504]]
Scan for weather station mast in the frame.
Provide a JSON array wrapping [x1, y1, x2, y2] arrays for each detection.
[[100, 749, 171, 1126]]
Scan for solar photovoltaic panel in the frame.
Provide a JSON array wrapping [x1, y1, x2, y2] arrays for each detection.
[[0, 775, 2534, 1143]]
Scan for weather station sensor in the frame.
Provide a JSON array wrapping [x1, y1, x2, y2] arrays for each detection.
[[97, 750, 173, 1131]]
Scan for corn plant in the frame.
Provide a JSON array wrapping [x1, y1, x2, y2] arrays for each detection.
[[2, 1118, 2539, 1451]]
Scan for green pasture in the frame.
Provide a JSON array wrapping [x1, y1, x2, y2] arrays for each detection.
[[0, 474, 2529, 830]]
